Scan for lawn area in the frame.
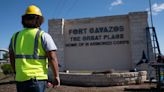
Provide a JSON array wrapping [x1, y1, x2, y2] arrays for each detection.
[[0, 72, 5, 78]]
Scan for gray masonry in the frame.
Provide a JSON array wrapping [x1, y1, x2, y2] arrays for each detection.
[[60, 71, 147, 86], [48, 11, 154, 72]]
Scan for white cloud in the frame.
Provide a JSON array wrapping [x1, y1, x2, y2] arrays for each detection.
[[108, 0, 123, 10], [146, 3, 164, 15], [111, 0, 123, 6]]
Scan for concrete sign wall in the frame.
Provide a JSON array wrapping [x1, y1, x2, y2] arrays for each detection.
[[49, 11, 153, 71]]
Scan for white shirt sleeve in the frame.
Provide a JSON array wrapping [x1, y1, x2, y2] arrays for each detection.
[[41, 32, 57, 51]]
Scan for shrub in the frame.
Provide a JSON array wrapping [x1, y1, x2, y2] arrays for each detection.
[[1, 64, 14, 75]]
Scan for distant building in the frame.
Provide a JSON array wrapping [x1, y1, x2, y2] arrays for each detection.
[[48, 11, 154, 71], [0, 48, 9, 64]]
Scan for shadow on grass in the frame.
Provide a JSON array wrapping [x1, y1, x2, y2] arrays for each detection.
[[0, 76, 11, 81], [0, 81, 16, 85], [0, 74, 15, 85]]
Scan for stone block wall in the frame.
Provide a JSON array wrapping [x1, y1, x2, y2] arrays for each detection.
[[60, 71, 147, 86], [128, 12, 154, 67], [48, 19, 65, 71]]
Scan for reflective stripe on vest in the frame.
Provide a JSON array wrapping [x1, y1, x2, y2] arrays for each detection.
[[14, 30, 46, 59]]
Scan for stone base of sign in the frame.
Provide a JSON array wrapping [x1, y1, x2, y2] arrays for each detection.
[[59, 71, 147, 86]]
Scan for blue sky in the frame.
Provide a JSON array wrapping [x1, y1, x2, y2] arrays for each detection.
[[0, 0, 164, 54]]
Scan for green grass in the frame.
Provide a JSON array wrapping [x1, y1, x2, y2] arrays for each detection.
[[0, 72, 5, 78]]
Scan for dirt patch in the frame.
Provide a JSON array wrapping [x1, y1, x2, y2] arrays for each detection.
[[0, 83, 156, 92], [0, 74, 157, 92]]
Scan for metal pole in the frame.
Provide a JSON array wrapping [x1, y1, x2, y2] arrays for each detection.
[[149, 0, 154, 27], [152, 27, 161, 56]]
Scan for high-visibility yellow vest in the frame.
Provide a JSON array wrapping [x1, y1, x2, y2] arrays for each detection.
[[11, 28, 48, 81]]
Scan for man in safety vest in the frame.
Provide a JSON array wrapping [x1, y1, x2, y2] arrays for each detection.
[[9, 5, 60, 92]]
